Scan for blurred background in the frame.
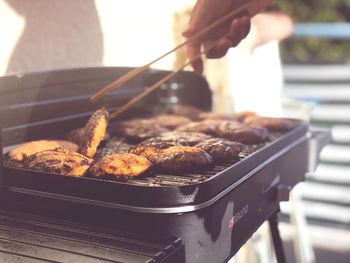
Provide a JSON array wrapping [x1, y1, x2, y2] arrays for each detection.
[[0, 0, 349, 262]]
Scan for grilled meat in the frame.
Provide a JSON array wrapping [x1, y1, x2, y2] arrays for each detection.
[[197, 112, 234, 121], [197, 111, 257, 122], [134, 136, 185, 149], [167, 105, 204, 120], [233, 111, 257, 122], [9, 140, 78, 162], [26, 148, 93, 177], [216, 121, 269, 144], [90, 153, 152, 178], [116, 119, 169, 143], [244, 116, 295, 132], [152, 146, 213, 172], [195, 138, 243, 163], [159, 131, 212, 146], [175, 120, 223, 136], [79, 107, 109, 158], [149, 114, 191, 129], [128, 146, 160, 163]]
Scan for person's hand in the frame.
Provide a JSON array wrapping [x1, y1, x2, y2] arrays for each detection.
[[183, 0, 251, 75]]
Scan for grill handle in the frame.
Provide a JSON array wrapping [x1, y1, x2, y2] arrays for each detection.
[[308, 129, 332, 172]]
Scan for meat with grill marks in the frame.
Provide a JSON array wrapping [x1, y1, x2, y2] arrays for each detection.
[[244, 116, 295, 132], [196, 111, 257, 122], [9, 140, 78, 162], [148, 114, 191, 129], [195, 138, 243, 163], [128, 146, 160, 164], [158, 131, 212, 146], [151, 146, 213, 172], [132, 136, 185, 150], [90, 153, 152, 178], [197, 112, 234, 121], [175, 120, 224, 136], [233, 111, 258, 122], [78, 107, 109, 158], [25, 148, 93, 177], [215, 121, 269, 144], [115, 119, 169, 143]]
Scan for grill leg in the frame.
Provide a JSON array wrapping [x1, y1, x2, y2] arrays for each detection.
[[269, 211, 286, 263]]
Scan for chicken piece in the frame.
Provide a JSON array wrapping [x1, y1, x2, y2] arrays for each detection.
[[149, 114, 191, 129], [167, 105, 204, 120], [195, 138, 243, 163], [233, 111, 258, 122], [152, 146, 213, 172], [128, 146, 160, 163], [9, 140, 78, 162], [90, 153, 152, 178], [26, 148, 93, 177], [159, 131, 212, 146], [197, 112, 234, 121], [216, 121, 269, 144], [134, 136, 186, 149], [115, 119, 169, 143], [244, 116, 296, 132], [79, 107, 109, 158], [175, 120, 224, 136]]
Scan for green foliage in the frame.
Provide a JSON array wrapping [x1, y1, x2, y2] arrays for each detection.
[[275, 0, 350, 63]]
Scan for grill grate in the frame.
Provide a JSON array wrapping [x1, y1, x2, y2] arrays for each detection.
[[3, 132, 280, 188]]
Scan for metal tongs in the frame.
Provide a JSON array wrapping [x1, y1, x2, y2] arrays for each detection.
[[91, 0, 274, 119]]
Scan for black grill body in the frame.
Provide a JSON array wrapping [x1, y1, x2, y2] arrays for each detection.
[[0, 67, 329, 263]]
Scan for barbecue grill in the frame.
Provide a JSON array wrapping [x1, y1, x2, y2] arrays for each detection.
[[0, 67, 330, 263]]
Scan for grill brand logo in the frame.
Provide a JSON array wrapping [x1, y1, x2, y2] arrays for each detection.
[[228, 205, 248, 229]]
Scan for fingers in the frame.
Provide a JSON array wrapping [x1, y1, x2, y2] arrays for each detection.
[[205, 17, 251, 59], [183, 15, 251, 74], [229, 16, 251, 46], [186, 40, 204, 75], [205, 39, 232, 58]]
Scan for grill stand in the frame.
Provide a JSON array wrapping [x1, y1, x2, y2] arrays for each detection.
[[269, 209, 287, 263]]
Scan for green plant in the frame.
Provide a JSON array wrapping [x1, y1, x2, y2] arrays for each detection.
[[275, 0, 350, 63]]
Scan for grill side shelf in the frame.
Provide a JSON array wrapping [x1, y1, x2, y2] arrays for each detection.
[[0, 209, 184, 263]]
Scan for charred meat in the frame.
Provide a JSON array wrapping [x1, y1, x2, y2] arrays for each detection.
[[90, 153, 152, 178], [152, 146, 213, 172], [244, 116, 295, 132], [134, 136, 185, 149], [197, 112, 234, 121], [128, 146, 160, 164], [25, 148, 93, 177], [159, 131, 212, 146], [233, 111, 257, 122], [9, 140, 78, 162], [148, 114, 192, 129], [115, 119, 169, 143], [175, 120, 223, 136], [195, 138, 243, 163], [216, 121, 269, 144], [78, 107, 109, 158]]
